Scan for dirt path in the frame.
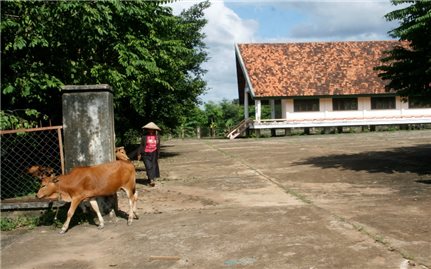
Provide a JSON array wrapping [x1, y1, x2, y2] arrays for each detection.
[[2, 130, 430, 268]]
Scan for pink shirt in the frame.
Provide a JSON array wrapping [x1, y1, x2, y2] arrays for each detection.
[[144, 135, 158, 153]]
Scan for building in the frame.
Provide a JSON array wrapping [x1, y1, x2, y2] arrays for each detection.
[[230, 41, 431, 138]]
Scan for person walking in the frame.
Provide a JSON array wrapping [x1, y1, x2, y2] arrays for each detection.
[[139, 122, 161, 187]]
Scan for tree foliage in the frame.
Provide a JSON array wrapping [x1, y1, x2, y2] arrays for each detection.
[[174, 99, 243, 138], [0, 109, 41, 130], [1, 0, 210, 140], [376, 0, 431, 97]]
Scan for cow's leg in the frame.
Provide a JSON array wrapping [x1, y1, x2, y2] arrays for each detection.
[[61, 199, 80, 234], [109, 193, 118, 224], [89, 198, 105, 229], [123, 188, 135, 225], [79, 201, 89, 214], [132, 191, 139, 219]]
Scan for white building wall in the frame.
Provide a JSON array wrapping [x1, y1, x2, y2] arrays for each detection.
[[279, 96, 431, 121], [281, 99, 288, 119]]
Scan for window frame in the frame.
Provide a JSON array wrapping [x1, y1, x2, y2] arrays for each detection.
[[293, 98, 320, 112], [408, 96, 431, 109], [332, 97, 358, 111], [371, 96, 396, 110]]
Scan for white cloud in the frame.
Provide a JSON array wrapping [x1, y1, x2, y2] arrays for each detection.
[[203, 2, 258, 44], [167, 0, 402, 103], [286, 2, 399, 41], [200, 2, 257, 103], [167, 1, 258, 103]]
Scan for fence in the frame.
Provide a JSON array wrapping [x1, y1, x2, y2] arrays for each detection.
[[0, 126, 64, 201]]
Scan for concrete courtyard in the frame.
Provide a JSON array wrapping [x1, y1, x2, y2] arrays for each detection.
[[1, 130, 430, 268]]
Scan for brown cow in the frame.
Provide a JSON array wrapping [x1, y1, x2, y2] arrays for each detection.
[[27, 165, 55, 180], [37, 160, 138, 234], [115, 147, 129, 161], [29, 165, 119, 215]]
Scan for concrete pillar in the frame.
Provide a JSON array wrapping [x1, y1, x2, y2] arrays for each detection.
[[196, 127, 201, 139], [62, 84, 116, 215], [244, 86, 249, 119], [399, 124, 409, 131], [62, 84, 115, 172], [270, 99, 275, 119], [255, 99, 261, 122], [255, 129, 261, 138]]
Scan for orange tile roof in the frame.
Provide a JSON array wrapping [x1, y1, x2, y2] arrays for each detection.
[[236, 41, 403, 99]]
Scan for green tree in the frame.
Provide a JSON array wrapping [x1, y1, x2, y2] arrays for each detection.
[[220, 99, 243, 134], [1, 1, 210, 139], [201, 99, 243, 137], [175, 106, 206, 138], [202, 101, 222, 137], [376, 0, 431, 97], [0, 109, 41, 130]]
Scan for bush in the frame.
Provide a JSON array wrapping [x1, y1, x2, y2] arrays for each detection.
[[0, 216, 39, 231], [0, 207, 92, 232]]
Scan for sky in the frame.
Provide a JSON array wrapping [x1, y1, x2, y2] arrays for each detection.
[[166, 0, 402, 104]]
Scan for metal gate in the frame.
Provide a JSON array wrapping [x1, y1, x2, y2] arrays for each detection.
[[0, 126, 64, 208]]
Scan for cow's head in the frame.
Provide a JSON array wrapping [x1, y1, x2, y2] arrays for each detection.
[[115, 147, 129, 161], [27, 165, 55, 180], [36, 176, 59, 199]]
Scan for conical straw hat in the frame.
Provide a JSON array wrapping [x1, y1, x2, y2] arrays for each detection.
[[142, 122, 161, 131]]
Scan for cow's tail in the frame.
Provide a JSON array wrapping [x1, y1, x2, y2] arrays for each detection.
[[132, 174, 138, 218]]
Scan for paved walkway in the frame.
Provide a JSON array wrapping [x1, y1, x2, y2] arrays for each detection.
[[2, 130, 430, 268]]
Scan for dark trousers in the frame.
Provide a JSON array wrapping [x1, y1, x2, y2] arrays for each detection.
[[143, 151, 160, 180]]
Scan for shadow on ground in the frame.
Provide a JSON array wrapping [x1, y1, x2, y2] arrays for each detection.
[[294, 144, 431, 175], [416, 179, 431, 185], [125, 144, 179, 160]]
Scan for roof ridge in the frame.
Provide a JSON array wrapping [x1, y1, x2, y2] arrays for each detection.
[[236, 40, 399, 46]]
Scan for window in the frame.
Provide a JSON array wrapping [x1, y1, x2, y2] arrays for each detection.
[[408, 96, 431, 108], [294, 99, 319, 112], [371, 97, 396, 110], [332, 98, 358, 111]]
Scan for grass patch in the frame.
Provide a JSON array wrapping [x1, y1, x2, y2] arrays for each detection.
[[0, 216, 39, 231], [1, 207, 93, 232]]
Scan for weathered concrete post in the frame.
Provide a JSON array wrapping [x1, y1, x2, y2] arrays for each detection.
[[62, 84, 115, 172], [62, 84, 116, 215]]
